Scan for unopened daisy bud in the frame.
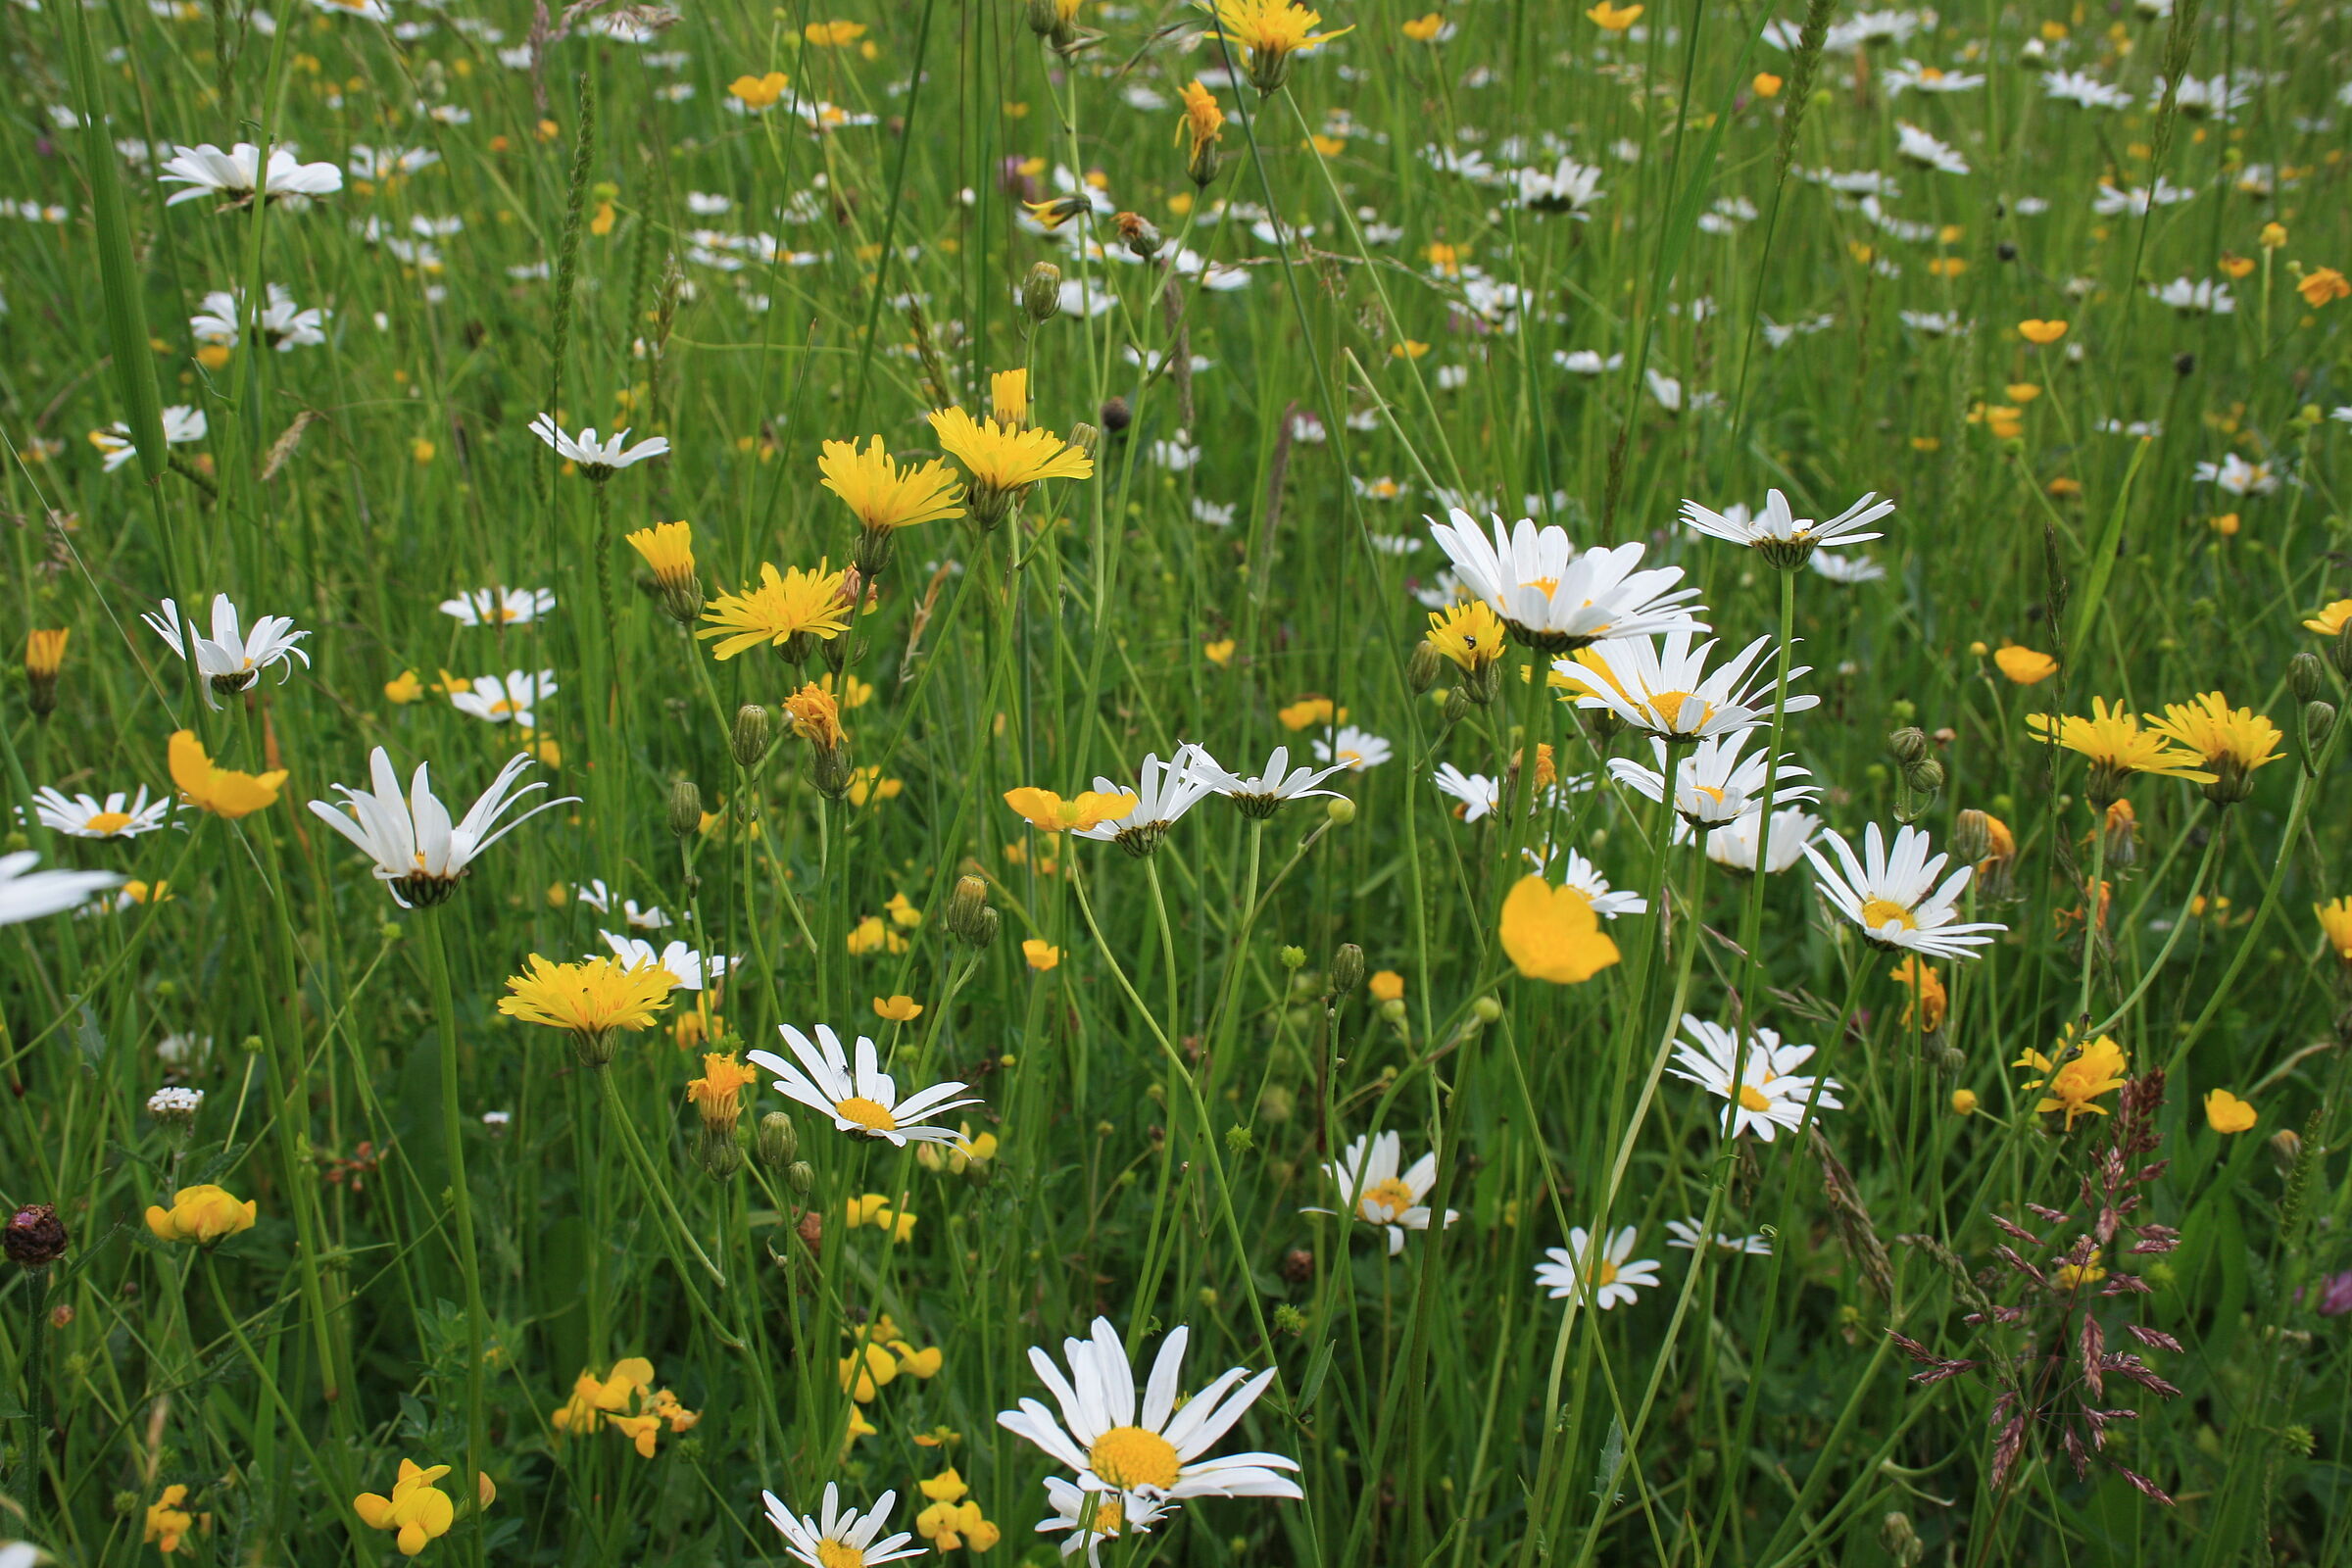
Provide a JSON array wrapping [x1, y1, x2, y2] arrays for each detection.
[[1325, 796, 1355, 826], [24, 628, 68, 719], [1022, 263, 1062, 325], [732, 704, 772, 767], [1886, 726, 1930, 767], [946, 874, 990, 942], [1115, 211, 1163, 262], [2268, 1126, 2303, 1177], [667, 779, 704, 838], [787, 1159, 815, 1195], [2289, 652, 2327, 704], [757, 1110, 801, 1168], [2306, 700, 2336, 757], [1407, 639, 1446, 693], [1951, 808, 1992, 864], [1329, 942, 1365, 997]]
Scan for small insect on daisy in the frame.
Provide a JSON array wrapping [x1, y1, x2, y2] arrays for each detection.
[[761, 1484, 929, 1568], [1804, 822, 2008, 959], [1535, 1226, 1661, 1310], [748, 1023, 982, 1147], [1302, 1129, 1457, 1253]]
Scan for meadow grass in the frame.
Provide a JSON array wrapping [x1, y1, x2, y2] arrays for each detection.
[[3, 0, 2352, 1563]]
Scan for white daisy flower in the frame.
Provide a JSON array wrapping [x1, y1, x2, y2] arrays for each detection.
[[31, 786, 172, 839], [1303, 1130, 1457, 1253], [1696, 805, 1822, 875], [449, 669, 558, 727], [1427, 510, 1704, 651], [306, 749, 572, 906], [1667, 1015, 1842, 1141], [748, 1023, 980, 1146], [1557, 630, 1819, 740], [189, 283, 327, 351], [1678, 487, 1893, 566], [1431, 763, 1501, 822], [761, 1484, 927, 1568], [439, 586, 558, 625], [2147, 277, 2233, 316], [142, 594, 312, 707], [1070, 747, 1217, 856], [997, 1315, 1304, 1502], [1809, 553, 1887, 585], [597, 932, 731, 990], [1804, 822, 2007, 959], [1509, 156, 1605, 216], [1187, 745, 1348, 819], [91, 404, 209, 472], [1663, 1218, 1771, 1255], [1311, 725, 1393, 772], [527, 415, 670, 476], [1893, 121, 1969, 175], [1534, 1226, 1660, 1310], [1038, 1476, 1171, 1567], [2041, 70, 2132, 110], [1522, 846, 1646, 917], [160, 142, 343, 207], [1607, 732, 1816, 825], [0, 851, 123, 926], [2192, 452, 2279, 496], [2091, 178, 2193, 217]]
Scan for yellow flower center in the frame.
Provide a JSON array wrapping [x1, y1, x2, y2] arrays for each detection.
[[1088, 1425, 1183, 1491], [1738, 1084, 1773, 1113], [835, 1096, 900, 1132], [1645, 691, 1711, 731], [1691, 784, 1727, 805], [83, 810, 135, 835], [487, 699, 520, 717], [1592, 1259, 1619, 1287], [816, 1540, 866, 1568], [1357, 1177, 1417, 1221], [1527, 576, 1560, 600], [1859, 897, 1919, 931]]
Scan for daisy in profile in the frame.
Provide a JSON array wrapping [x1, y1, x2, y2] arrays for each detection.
[[1068, 747, 1216, 856], [1038, 1476, 1171, 1566], [1664, 1219, 1771, 1255], [749, 1023, 980, 1146], [1428, 510, 1703, 651], [1431, 763, 1501, 822], [576, 883, 672, 928], [1668, 1016, 1841, 1141], [527, 416, 669, 478], [998, 1316, 1303, 1502], [598, 933, 733, 991], [308, 749, 573, 906], [1804, 823, 2006, 959], [1678, 487, 1894, 569], [1556, 630, 1817, 739], [160, 142, 343, 208], [189, 283, 327, 352], [1607, 732, 1815, 826], [31, 786, 173, 839], [1534, 1226, 1660, 1310], [1303, 1130, 1456, 1253], [1809, 553, 1887, 585], [1311, 725, 1392, 771], [450, 669, 558, 727], [440, 587, 557, 626], [0, 851, 123, 926], [1697, 805, 1821, 875], [91, 405, 208, 472], [143, 594, 312, 707], [1187, 745, 1348, 818], [762, 1485, 927, 1568], [1893, 121, 1968, 175]]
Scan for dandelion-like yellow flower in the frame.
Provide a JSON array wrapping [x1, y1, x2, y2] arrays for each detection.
[[819, 436, 965, 532], [1175, 79, 1226, 183], [24, 626, 68, 717], [687, 1052, 760, 1135], [785, 682, 846, 750], [498, 956, 675, 1065], [1004, 786, 1138, 833], [169, 730, 287, 819], [627, 521, 697, 588], [697, 562, 852, 661], [2013, 1029, 2130, 1129], [145, 1184, 258, 1244], [1203, 0, 1354, 92], [2315, 896, 2352, 960], [2026, 696, 2215, 806], [1426, 600, 1507, 673], [990, 369, 1030, 428], [928, 405, 1092, 525], [1498, 876, 1620, 984], [2143, 690, 2283, 805], [1889, 956, 1946, 1033]]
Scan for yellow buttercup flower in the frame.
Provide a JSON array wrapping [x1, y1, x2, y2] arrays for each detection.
[[873, 993, 924, 1022], [2143, 690, 2283, 804], [928, 405, 1093, 525], [1004, 786, 1137, 833], [2303, 598, 2352, 637], [384, 668, 425, 704], [729, 72, 791, 111], [1498, 876, 1621, 984], [145, 1183, 258, 1244], [1023, 938, 1061, 970], [2203, 1088, 2258, 1134], [804, 19, 866, 45], [2316, 896, 2352, 960], [1203, 0, 1353, 91], [1585, 1, 1642, 28], [498, 956, 674, 1065], [697, 562, 852, 660], [1277, 696, 1338, 731], [819, 436, 965, 531], [169, 729, 287, 819], [2026, 697, 2216, 806], [2017, 318, 2069, 344], [1400, 12, 1443, 41], [1991, 643, 2057, 685], [2013, 1029, 2130, 1129]]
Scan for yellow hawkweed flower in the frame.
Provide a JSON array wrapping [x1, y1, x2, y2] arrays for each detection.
[[145, 1485, 198, 1553], [990, 369, 1030, 428], [1427, 600, 1507, 675], [2143, 690, 2283, 805], [2303, 598, 2352, 637], [2026, 697, 2216, 806], [24, 626, 68, 716], [819, 436, 965, 531], [687, 1052, 760, 1135], [784, 682, 846, 750], [169, 730, 288, 819], [2204, 1088, 2258, 1134], [928, 405, 1093, 525], [2316, 896, 2352, 960], [697, 562, 852, 660], [1991, 643, 2057, 685], [1204, 0, 1353, 92], [626, 521, 697, 589], [498, 956, 675, 1065], [2013, 1029, 2130, 1129], [1889, 956, 1946, 1033], [1176, 78, 1226, 169], [1498, 875, 1621, 984], [354, 1460, 462, 1557], [145, 1183, 258, 1244], [1003, 786, 1137, 833], [1585, 1, 1642, 28]]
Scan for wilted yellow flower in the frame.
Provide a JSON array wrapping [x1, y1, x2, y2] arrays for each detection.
[[687, 1053, 760, 1135], [785, 682, 846, 750], [1889, 956, 1946, 1033]]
